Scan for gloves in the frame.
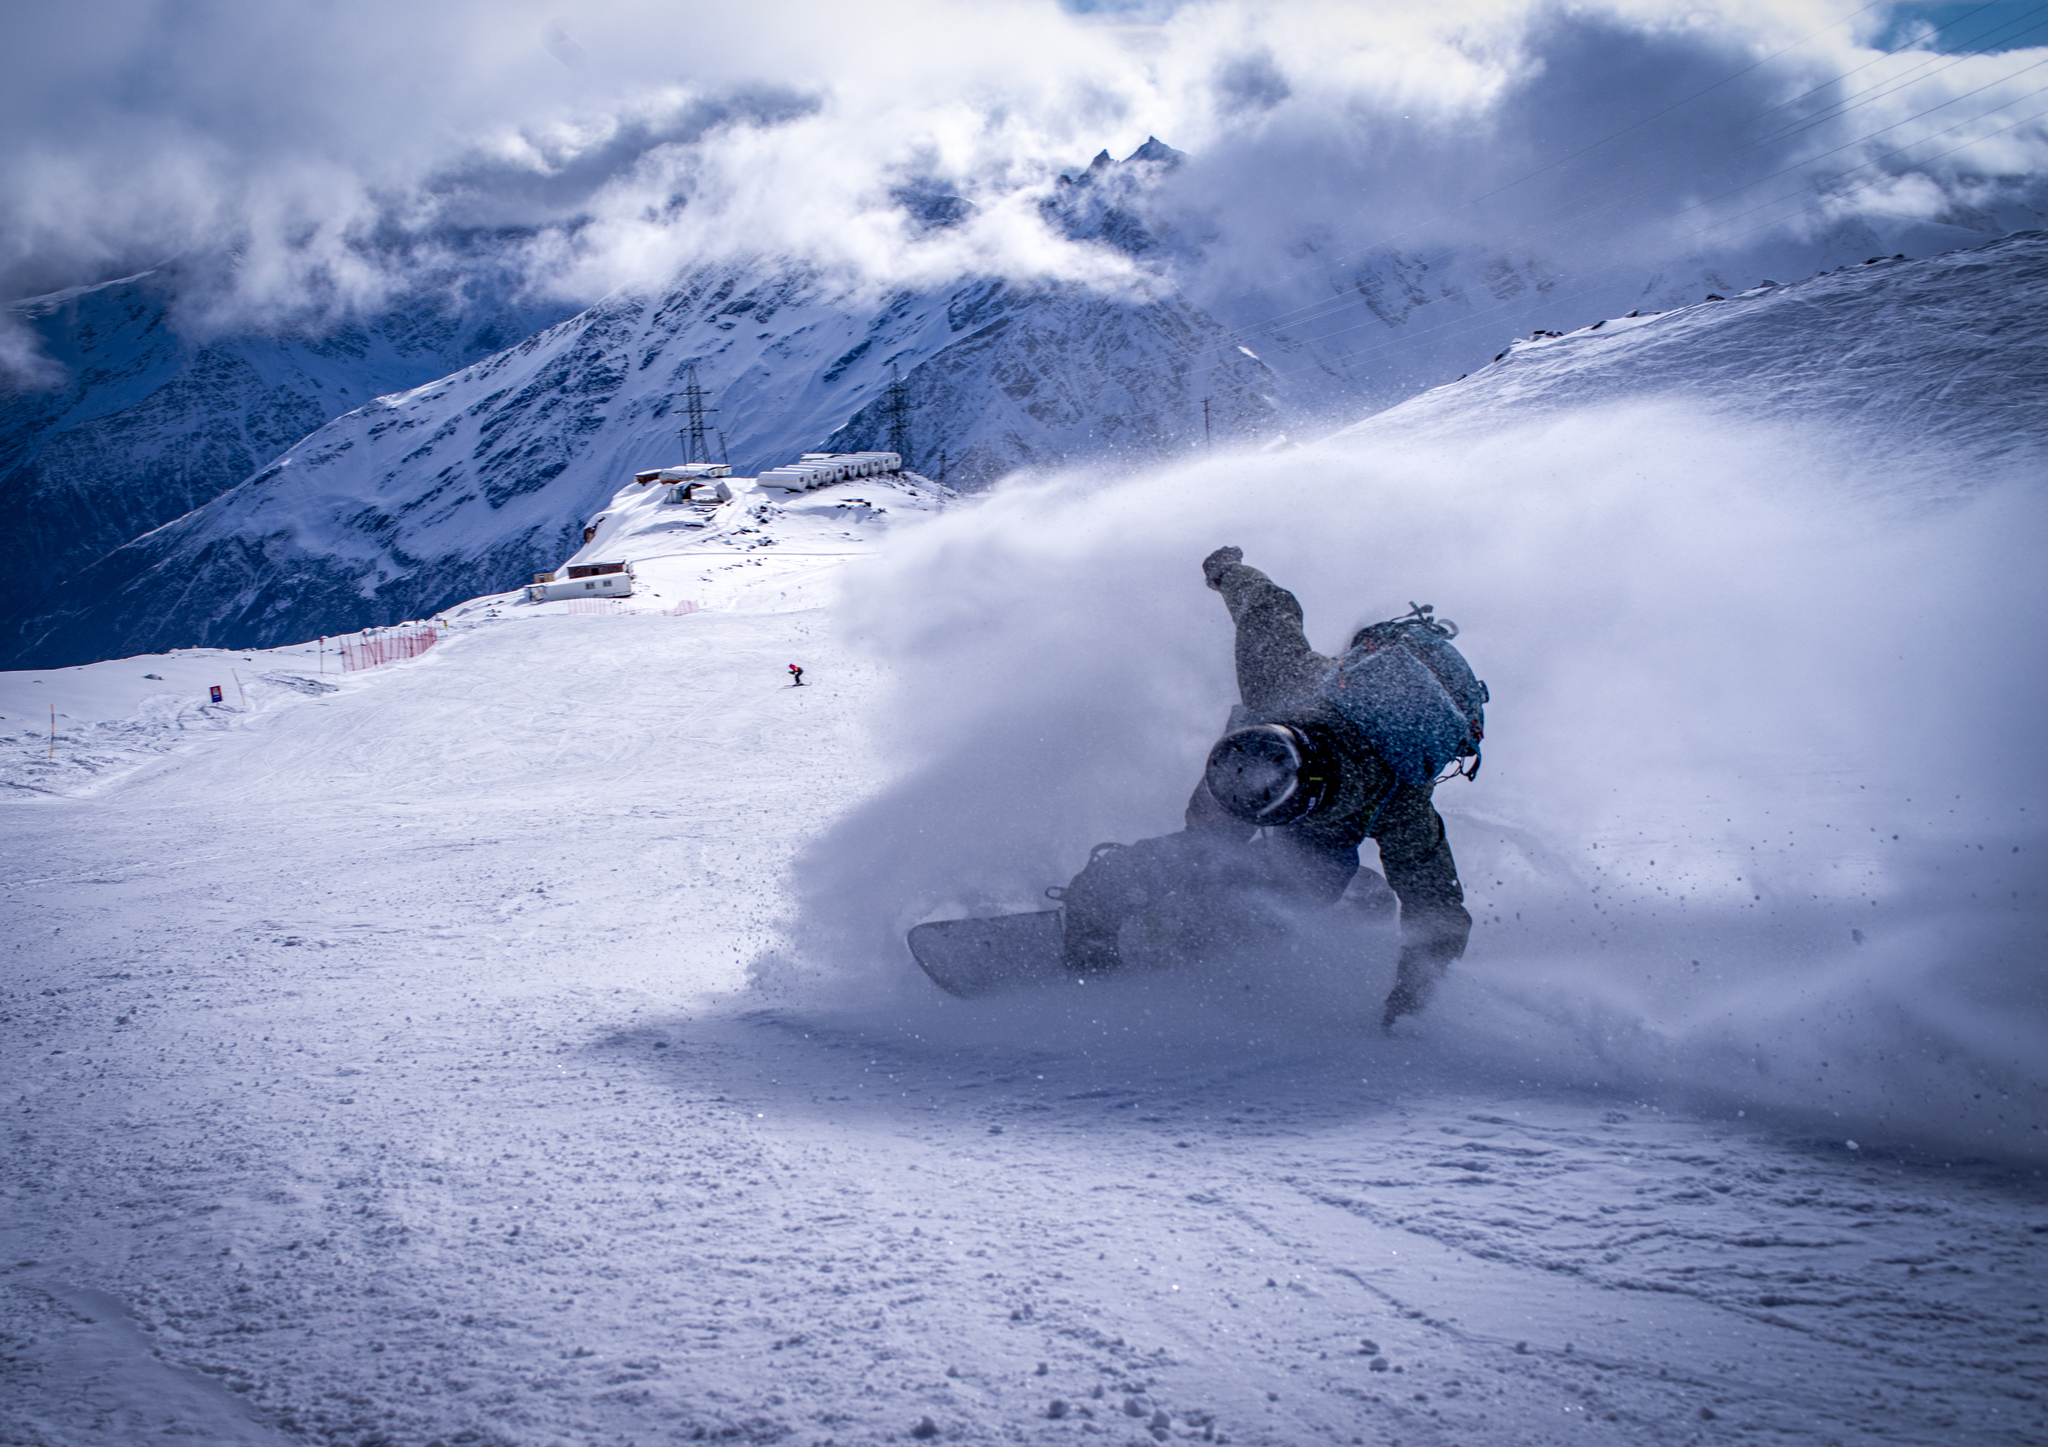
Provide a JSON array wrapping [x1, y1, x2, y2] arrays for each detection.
[[1201, 546, 1244, 590]]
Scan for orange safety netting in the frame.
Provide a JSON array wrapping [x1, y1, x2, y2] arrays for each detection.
[[339, 626, 438, 673]]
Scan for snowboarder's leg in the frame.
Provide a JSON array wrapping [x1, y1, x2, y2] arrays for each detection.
[[1057, 838, 1145, 975], [1059, 832, 1224, 974], [1057, 828, 1355, 975], [1256, 829, 1360, 907]]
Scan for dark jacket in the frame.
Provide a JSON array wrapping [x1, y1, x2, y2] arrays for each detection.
[[1192, 561, 1472, 954]]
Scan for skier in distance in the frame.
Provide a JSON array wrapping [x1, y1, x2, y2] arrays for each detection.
[[789, 664, 805, 687], [1054, 546, 1481, 1029]]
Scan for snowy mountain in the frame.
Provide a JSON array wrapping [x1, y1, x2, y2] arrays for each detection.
[[0, 268, 565, 655], [1025, 135, 1625, 427], [6, 252, 1272, 668], [14, 131, 2024, 673]]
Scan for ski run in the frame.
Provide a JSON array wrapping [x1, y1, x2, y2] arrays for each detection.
[[4, 237, 2046, 1447]]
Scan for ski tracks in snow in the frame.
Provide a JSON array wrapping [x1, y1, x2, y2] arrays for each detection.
[[3, 587, 2045, 1446]]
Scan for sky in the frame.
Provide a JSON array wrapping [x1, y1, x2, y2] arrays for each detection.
[[3, 0, 2046, 384]]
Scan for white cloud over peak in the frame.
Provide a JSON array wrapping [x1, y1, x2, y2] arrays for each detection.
[[3, 0, 2044, 381]]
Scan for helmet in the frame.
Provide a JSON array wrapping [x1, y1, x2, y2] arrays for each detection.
[[1204, 723, 1339, 826]]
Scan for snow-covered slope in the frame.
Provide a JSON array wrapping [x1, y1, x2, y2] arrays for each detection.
[[1340, 230, 2048, 474], [1183, 219, 2031, 430], [0, 463, 943, 797], [4, 223, 2044, 1446], [0, 636, 339, 797], [0, 270, 565, 662], [5, 489, 2042, 1445]]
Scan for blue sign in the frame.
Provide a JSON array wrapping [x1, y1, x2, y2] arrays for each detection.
[[209, 685, 223, 703]]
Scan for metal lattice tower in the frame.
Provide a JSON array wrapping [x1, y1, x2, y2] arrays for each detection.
[[883, 364, 912, 469], [678, 363, 725, 466]]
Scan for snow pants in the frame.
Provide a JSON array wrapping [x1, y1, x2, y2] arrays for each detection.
[[1057, 824, 1362, 975]]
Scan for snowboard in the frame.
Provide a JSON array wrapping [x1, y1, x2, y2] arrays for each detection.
[[908, 909, 1068, 997]]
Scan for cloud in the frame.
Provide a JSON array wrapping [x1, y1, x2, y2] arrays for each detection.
[[3, 0, 2045, 384], [1211, 47, 1292, 115]]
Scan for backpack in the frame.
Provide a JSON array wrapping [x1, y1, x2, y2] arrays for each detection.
[[1321, 604, 1488, 787]]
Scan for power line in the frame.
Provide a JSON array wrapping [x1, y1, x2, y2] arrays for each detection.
[[1171, 21, 2048, 407], [1243, 88, 2048, 395], [1671, 58, 2048, 227], [1204, 1, 1896, 327], [1219, 5, 2046, 350], [1238, 48, 2047, 354], [1691, 88, 2048, 242], [1694, 95, 2048, 252], [1745, 0, 2016, 128], [1744, 5, 2048, 152], [1239, 69, 2048, 387], [1246, 158, 2014, 388], [1234, 58, 2048, 370], [1421, 1, 1902, 229]]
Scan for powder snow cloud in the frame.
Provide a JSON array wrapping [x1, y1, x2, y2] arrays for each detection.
[[3, 0, 2045, 382]]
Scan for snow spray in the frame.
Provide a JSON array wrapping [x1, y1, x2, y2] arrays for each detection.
[[779, 400, 2047, 1163]]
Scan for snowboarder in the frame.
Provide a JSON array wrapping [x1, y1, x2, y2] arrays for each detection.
[[788, 664, 805, 687], [1055, 547, 1480, 1028]]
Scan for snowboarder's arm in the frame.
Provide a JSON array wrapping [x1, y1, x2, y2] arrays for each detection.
[[1202, 552, 1330, 711], [1373, 788, 1472, 1027], [1371, 787, 1472, 955]]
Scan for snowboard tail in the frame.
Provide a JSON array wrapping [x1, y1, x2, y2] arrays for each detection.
[[908, 910, 1068, 997]]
